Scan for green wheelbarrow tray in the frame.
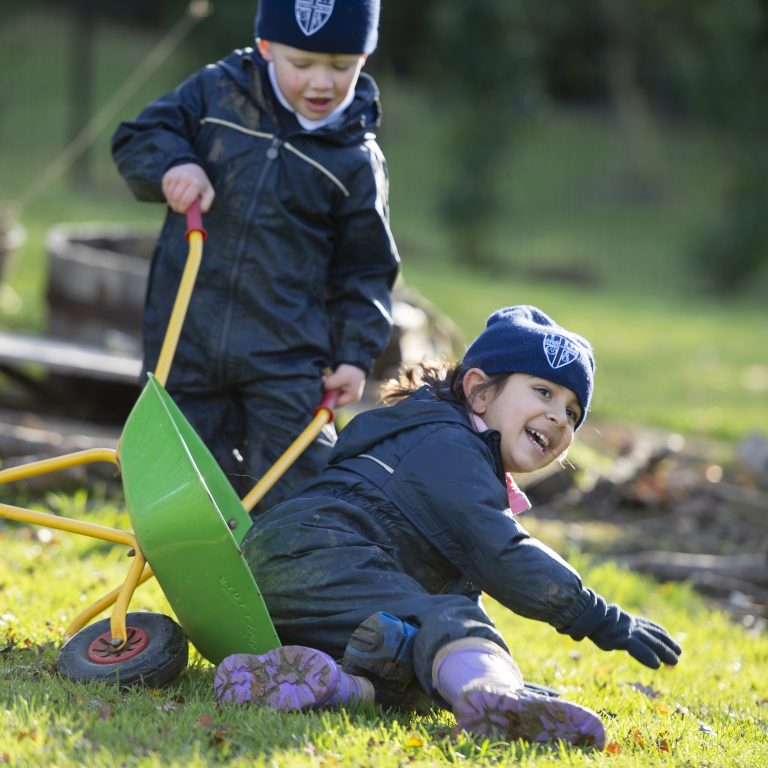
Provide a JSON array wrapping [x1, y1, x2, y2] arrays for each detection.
[[119, 373, 280, 664]]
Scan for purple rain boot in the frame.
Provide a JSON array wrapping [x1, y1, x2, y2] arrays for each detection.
[[432, 638, 605, 749], [214, 645, 374, 710]]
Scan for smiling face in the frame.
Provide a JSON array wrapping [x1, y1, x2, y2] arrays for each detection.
[[464, 370, 582, 474], [258, 40, 366, 121]]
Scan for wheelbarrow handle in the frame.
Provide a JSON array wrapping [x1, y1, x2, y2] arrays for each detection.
[[185, 199, 207, 240], [242, 389, 341, 513]]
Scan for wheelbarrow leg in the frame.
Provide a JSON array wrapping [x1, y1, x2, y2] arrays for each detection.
[[65, 566, 155, 640], [0, 448, 117, 484]]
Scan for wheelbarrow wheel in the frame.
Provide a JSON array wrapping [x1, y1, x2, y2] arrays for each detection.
[[56, 612, 188, 688]]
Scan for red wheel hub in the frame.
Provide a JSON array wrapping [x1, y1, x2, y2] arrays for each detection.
[[87, 627, 149, 664]]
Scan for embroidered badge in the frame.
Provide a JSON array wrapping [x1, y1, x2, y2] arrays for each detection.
[[543, 333, 580, 369], [295, 0, 335, 36]]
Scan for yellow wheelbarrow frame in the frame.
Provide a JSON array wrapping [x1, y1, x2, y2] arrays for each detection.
[[0, 203, 336, 683]]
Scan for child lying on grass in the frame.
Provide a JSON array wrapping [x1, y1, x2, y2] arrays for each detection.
[[214, 305, 681, 749]]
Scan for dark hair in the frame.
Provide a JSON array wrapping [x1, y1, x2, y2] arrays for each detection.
[[379, 360, 511, 408]]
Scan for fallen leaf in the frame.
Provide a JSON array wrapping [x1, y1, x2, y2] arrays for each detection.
[[211, 727, 230, 750], [605, 741, 622, 754]]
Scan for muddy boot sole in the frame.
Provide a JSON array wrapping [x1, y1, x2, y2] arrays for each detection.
[[454, 686, 606, 749], [214, 646, 340, 709]]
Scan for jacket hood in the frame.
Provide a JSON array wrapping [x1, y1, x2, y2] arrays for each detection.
[[331, 385, 484, 456], [216, 47, 382, 140], [331, 388, 463, 462], [332, 386, 508, 484]]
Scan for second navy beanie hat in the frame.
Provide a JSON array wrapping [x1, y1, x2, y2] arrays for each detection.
[[255, 0, 380, 55], [463, 305, 595, 428]]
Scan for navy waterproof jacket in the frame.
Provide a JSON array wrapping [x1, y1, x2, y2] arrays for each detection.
[[112, 47, 399, 390], [307, 386, 598, 628], [243, 386, 614, 682]]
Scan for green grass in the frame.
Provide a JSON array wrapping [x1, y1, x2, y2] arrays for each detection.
[[1, 502, 767, 766]]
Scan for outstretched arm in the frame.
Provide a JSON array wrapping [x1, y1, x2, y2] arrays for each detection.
[[391, 426, 682, 670]]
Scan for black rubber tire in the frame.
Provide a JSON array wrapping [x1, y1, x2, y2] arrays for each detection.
[[56, 612, 188, 688]]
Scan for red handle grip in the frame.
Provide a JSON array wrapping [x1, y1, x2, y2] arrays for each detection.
[[185, 199, 207, 240], [315, 390, 340, 422]]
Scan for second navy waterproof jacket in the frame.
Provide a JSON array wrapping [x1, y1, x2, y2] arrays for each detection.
[[112, 47, 399, 391]]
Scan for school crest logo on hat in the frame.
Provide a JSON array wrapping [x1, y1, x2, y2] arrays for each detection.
[[295, 0, 335, 36], [543, 333, 580, 369]]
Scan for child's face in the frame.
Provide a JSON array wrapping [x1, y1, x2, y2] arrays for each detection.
[[466, 371, 581, 474], [258, 40, 366, 121]]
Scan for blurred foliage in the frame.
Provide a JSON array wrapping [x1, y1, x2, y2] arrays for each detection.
[[642, 0, 768, 292], [13, 0, 768, 288], [419, 1, 543, 269]]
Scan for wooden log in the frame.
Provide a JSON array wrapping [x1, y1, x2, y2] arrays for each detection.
[[618, 550, 768, 587]]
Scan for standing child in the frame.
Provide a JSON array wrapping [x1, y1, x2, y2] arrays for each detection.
[[111, 0, 399, 511], [213, 305, 682, 749]]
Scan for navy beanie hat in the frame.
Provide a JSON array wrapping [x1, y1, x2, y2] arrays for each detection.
[[463, 305, 595, 428], [255, 0, 380, 54]]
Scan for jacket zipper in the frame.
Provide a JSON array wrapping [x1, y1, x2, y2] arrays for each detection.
[[217, 136, 282, 385]]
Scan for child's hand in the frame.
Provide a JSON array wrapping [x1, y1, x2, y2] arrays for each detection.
[[588, 607, 682, 669], [162, 163, 215, 214], [323, 364, 366, 408]]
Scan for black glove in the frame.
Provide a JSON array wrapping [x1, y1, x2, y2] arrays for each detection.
[[563, 590, 682, 669], [588, 605, 681, 668]]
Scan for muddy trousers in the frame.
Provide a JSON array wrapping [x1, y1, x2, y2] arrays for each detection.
[[241, 500, 508, 702]]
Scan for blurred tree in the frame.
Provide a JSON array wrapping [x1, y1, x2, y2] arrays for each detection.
[[587, 0, 768, 292], [526, 0, 609, 105], [373, 0, 437, 77], [69, 0, 95, 186], [37, 0, 768, 290], [646, 0, 768, 292], [421, 0, 543, 268]]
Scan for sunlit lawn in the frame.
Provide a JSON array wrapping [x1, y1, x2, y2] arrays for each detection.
[[1, 498, 767, 767]]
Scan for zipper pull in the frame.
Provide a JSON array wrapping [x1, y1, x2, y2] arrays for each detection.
[[266, 137, 281, 159]]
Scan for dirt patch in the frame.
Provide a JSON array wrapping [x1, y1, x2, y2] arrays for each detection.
[[521, 421, 768, 632]]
